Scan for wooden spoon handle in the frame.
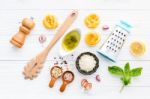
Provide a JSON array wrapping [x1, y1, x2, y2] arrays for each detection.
[[49, 77, 56, 88], [23, 10, 78, 80], [60, 82, 67, 92], [45, 10, 78, 52]]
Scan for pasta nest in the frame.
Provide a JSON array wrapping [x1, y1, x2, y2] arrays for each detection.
[[43, 14, 58, 29], [84, 14, 100, 29]]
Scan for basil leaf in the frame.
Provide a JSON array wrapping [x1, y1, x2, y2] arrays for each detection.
[[108, 62, 143, 92], [122, 63, 131, 86], [121, 76, 131, 86], [124, 62, 130, 74], [108, 66, 123, 76], [130, 67, 143, 77]]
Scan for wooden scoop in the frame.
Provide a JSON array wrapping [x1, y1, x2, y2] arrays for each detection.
[[49, 66, 63, 88], [23, 10, 78, 80], [60, 71, 74, 92]]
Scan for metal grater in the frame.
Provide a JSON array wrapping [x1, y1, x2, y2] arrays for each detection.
[[97, 21, 132, 62]]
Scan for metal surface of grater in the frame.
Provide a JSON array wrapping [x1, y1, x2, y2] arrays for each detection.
[[97, 21, 132, 62]]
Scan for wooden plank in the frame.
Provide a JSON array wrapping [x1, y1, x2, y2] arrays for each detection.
[[0, 6, 149, 99], [0, 34, 149, 61], [0, 10, 149, 61], [0, 61, 149, 97], [1, 10, 150, 36], [0, 0, 150, 10]]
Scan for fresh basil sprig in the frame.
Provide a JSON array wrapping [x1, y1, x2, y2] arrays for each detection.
[[108, 62, 142, 92]]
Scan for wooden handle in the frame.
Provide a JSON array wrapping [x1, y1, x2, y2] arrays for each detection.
[[45, 10, 78, 52], [23, 11, 78, 80], [60, 82, 67, 92], [49, 77, 56, 88]]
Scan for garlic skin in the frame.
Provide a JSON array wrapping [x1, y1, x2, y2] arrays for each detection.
[[38, 34, 47, 44], [96, 74, 101, 82], [81, 79, 92, 90], [102, 25, 109, 30]]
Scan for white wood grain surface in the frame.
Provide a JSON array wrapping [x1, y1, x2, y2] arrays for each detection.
[[0, 0, 150, 99]]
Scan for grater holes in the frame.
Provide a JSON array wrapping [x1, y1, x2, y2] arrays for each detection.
[[109, 47, 112, 50], [115, 45, 118, 48]]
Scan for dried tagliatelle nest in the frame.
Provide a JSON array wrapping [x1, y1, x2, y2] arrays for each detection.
[[85, 32, 101, 46], [84, 13, 100, 29], [43, 14, 58, 29]]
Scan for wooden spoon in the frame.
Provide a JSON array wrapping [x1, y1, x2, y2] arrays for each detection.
[[23, 10, 78, 80], [60, 71, 74, 92], [49, 66, 63, 88]]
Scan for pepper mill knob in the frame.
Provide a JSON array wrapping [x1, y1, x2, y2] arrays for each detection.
[[10, 18, 35, 48]]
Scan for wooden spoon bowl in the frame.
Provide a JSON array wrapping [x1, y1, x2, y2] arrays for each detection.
[[60, 71, 74, 92], [49, 66, 63, 88]]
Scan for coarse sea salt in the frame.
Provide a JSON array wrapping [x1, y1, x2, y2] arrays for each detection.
[[79, 55, 96, 72]]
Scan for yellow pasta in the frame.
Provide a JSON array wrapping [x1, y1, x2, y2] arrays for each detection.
[[85, 32, 100, 46], [84, 14, 100, 29], [43, 14, 58, 29]]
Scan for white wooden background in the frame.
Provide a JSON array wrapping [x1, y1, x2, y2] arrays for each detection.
[[0, 0, 150, 99]]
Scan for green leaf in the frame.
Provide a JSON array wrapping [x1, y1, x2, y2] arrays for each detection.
[[121, 76, 131, 86], [124, 62, 130, 74], [108, 66, 123, 76], [123, 63, 131, 85], [130, 67, 143, 77], [108, 62, 143, 92]]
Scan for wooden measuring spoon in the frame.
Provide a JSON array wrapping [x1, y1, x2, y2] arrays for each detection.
[[49, 66, 63, 88], [23, 10, 78, 80], [60, 71, 74, 92]]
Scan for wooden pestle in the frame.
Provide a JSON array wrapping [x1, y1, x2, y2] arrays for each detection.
[[10, 18, 35, 48]]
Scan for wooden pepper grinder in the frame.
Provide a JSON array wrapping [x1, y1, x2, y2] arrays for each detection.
[[10, 18, 35, 48]]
